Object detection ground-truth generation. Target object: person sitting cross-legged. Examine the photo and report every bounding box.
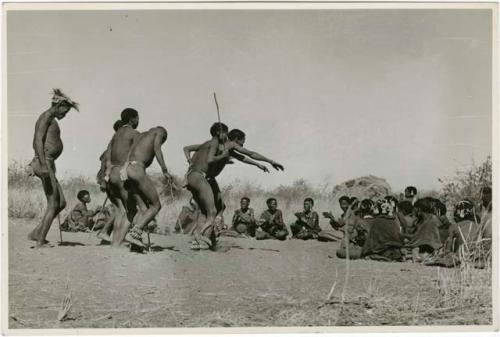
[230,197,257,237]
[255,198,288,241]
[290,198,321,240]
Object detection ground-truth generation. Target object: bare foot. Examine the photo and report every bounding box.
[31,242,54,249]
[97,232,111,242]
[28,232,49,244]
[125,233,145,248]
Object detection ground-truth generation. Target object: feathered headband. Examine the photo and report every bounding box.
[51,88,79,111]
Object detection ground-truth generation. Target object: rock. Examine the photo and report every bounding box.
[332,175,393,201]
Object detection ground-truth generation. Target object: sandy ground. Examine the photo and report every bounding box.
[7,218,492,329]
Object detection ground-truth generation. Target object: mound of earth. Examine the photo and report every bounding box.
[332,175,392,201]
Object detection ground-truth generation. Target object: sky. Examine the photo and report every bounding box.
[6,8,493,192]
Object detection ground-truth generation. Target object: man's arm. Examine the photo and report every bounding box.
[104,135,115,181]
[313,212,320,231]
[231,151,269,173]
[183,144,201,164]
[154,133,169,175]
[33,112,52,174]
[230,144,284,171]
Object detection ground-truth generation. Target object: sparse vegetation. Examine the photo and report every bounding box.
[7,158,492,328]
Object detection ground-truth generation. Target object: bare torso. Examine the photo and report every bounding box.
[110,126,140,165]
[190,139,219,174]
[33,113,63,160]
[128,131,157,168]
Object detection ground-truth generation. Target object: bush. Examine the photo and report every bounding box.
[439,156,492,208]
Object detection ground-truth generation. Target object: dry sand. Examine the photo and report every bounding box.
[7,218,492,329]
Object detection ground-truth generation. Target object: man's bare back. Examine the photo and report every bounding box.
[128,127,169,170]
[108,126,140,166]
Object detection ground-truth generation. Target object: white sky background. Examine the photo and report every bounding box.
[6,9,492,192]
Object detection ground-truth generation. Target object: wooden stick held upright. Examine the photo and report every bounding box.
[213,92,224,150]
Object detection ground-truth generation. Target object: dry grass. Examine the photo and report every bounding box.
[8,161,341,232]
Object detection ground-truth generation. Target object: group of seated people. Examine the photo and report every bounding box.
[332,186,493,265]
[63,185,492,267]
[175,185,492,266]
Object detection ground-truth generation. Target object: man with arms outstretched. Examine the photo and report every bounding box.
[27,89,79,248]
[122,126,173,248]
[183,124,284,250]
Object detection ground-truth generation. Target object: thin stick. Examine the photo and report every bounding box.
[89,197,109,240]
[213,92,221,125]
[147,230,151,252]
[58,214,63,243]
[213,92,224,150]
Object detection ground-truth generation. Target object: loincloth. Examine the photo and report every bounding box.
[182,166,207,188]
[27,155,56,178]
[119,161,145,182]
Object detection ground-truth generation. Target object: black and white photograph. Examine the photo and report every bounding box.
[1,2,498,333]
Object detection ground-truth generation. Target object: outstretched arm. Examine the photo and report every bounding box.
[231,151,269,173]
[231,144,284,171]
[33,112,52,174]
[183,144,201,165]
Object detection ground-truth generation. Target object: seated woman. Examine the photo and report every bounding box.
[256,198,288,240]
[446,199,478,252]
[290,198,321,240]
[396,200,417,238]
[407,197,442,263]
[336,199,373,260]
[361,199,404,262]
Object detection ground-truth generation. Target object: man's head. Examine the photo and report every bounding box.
[240,197,250,210]
[210,122,229,141]
[480,186,492,208]
[228,129,246,146]
[51,88,79,119]
[77,190,91,203]
[113,120,125,131]
[153,126,168,143]
[304,198,314,212]
[404,186,417,199]
[339,196,350,213]
[266,197,278,211]
[121,108,139,129]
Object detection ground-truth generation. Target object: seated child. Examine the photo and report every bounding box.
[61,190,101,232]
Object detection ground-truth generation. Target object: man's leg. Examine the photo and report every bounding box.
[208,178,226,231]
[35,163,63,247]
[109,168,135,246]
[125,168,162,246]
[187,172,217,249]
